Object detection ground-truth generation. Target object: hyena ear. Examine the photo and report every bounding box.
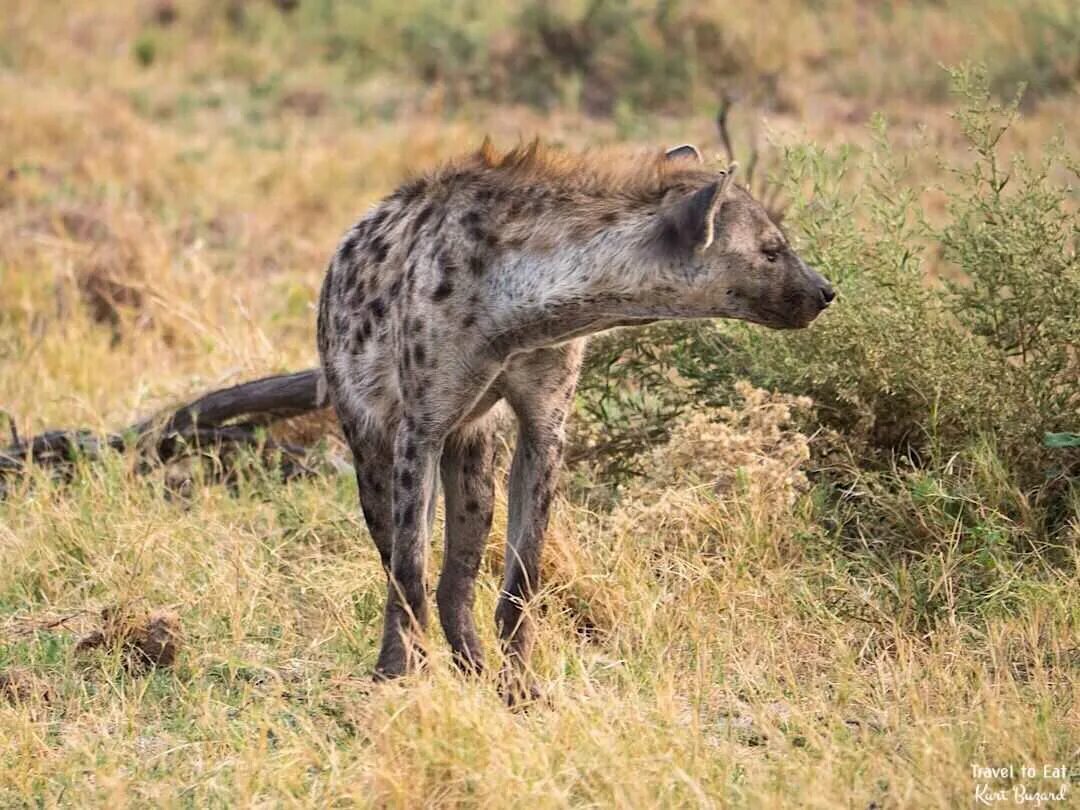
[664,144,702,163]
[663,162,739,253]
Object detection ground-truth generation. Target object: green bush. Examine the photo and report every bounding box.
[938,68,1079,440]
[573,66,1079,562]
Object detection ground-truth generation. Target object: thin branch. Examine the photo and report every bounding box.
[715,93,737,166]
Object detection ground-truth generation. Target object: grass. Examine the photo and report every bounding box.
[2,448,1075,806]
[1,1,1078,807]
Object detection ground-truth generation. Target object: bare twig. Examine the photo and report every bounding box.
[715,93,788,223]
[715,93,737,167]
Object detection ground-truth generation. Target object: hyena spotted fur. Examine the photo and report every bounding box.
[317,138,834,699]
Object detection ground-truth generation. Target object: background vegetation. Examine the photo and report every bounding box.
[1,1,1077,807]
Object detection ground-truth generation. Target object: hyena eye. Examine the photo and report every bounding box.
[763,246,781,263]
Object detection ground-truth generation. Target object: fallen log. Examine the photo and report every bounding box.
[0,369,333,493]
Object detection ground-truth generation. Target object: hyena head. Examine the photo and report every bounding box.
[657,149,834,329]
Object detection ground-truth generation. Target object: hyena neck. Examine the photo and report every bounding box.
[484,210,703,354]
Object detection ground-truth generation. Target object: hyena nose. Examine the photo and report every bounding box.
[803,262,835,311]
[818,282,836,308]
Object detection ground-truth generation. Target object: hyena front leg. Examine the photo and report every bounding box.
[437,418,497,673]
[497,344,583,703]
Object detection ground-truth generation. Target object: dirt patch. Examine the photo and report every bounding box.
[0,668,54,705]
[75,606,182,674]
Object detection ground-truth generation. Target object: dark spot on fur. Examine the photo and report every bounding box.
[388,278,402,299]
[341,229,362,259]
[462,314,476,328]
[465,499,480,513]
[433,279,453,301]
[370,209,389,230]
[399,469,414,489]
[370,237,389,264]
[413,344,426,365]
[468,254,484,275]
[369,297,386,319]
[414,202,435,232]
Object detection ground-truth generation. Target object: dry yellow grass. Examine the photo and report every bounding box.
[1,2,1077,807]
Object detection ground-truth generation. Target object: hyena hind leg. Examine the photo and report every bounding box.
[437,419,498,673]
[343,420,422,679]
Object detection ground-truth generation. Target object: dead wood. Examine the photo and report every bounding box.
[0,369,332,493]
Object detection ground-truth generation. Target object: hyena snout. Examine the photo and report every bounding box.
[812,271,836,310]
[793,262,835,324]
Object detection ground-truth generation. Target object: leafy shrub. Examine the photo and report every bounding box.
[938,67,1079,439]
[573,66,1079,558]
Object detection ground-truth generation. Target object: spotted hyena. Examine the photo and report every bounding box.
[316,139,834,700]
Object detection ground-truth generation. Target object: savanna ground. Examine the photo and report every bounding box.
[1,1,1078,807]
